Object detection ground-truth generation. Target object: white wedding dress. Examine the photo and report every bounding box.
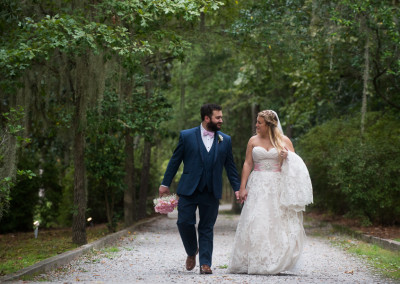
[229,146,313,275]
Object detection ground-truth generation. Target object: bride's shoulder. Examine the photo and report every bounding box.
[246,135,258,149]
[282,135,295,151]
[248,135,258,143]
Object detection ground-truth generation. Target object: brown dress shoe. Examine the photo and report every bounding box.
[200,264,213,274]
[185,249,199,271]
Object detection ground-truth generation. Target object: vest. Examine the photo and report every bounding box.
[197,138,216,192]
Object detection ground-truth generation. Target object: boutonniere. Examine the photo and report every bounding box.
[218,134,223,143]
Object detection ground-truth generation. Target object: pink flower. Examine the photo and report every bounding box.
[153,194,179,214]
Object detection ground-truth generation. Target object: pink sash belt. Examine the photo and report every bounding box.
[253,162,281,172]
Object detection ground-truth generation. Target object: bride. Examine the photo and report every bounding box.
[228,110,313,275]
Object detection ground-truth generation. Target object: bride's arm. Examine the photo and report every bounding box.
[239,138,254,203]
[279,136,294,168]
[283,136,295,152]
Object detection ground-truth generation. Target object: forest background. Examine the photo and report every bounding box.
[0,0,399,246]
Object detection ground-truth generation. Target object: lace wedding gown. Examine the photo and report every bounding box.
[229,146,313,275]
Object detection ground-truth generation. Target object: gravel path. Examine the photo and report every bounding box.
[13,207,396,284]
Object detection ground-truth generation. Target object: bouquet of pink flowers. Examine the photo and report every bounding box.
[153,194,179,214]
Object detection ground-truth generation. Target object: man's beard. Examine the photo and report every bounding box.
[207,121,221,132]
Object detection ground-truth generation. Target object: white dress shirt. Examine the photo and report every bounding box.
[200,124,214,152]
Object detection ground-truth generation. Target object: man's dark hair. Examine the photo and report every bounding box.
[201,103,222,121]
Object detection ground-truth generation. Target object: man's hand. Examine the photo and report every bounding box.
[235,191,240,201]
[159,185,170,197]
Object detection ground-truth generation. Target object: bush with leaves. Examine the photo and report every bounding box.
[297,111,400,225]
[0,107,35,222]
[85,91,126,233]
[0,153,39,233]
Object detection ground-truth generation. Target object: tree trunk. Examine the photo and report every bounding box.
[72,111,87,245]
[72,57,88,245]
[251,103,259,134]
[361,19,370,137]
[138,139,151,219]
[124,130,136,226]
[104,185,116,232]
[122,70,137,226]
[200,12,205,32]
[180,61,186,129]
[137,62,153,219]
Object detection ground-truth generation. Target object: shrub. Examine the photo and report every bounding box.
[297,111,400,225]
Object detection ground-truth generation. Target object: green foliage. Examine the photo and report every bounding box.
[33,160,64,229]
[298,111,400,224]
[328,0,400,111]
[0,0,218,234]
[96,0,223,26]
[0,107,30,155]
[57,166,74,227]
[0,169,36,227]
[0,107,35,221]
[0,14,148,82]
[1,0,399,233]
[0,0,223,89]
[0,170,39,233]
[85,78,172,229]
[86,91,127,232]
[121,89,172,141]
[221,0,400,137]
[0,177,13,220]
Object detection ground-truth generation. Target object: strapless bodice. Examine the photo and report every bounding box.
[252,146,280,172]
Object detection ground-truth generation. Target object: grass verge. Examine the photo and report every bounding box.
[329,236,400,280]
[306,216,400,281]
[0,223,121,276]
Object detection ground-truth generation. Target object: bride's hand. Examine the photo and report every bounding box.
[280,147,289,160]
[239,188,248,204]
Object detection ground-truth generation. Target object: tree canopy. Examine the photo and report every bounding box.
[1,0,399,239]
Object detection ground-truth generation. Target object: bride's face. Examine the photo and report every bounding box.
[256,116,268,134]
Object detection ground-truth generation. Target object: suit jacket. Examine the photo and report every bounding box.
[162,126,240,199]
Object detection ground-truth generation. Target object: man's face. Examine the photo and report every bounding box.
[206,110,223,132]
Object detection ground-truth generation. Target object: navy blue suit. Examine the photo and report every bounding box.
[162,126,240,267]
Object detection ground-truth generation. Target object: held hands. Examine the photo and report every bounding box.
[234,190,245,204]
[159,185,170,197]
[239,188,248,204]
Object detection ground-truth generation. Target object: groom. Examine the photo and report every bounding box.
[159,103,240,274]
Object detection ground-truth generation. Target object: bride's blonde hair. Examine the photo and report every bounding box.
[258,110,284,153]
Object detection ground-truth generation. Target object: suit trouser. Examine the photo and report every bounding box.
[177,189,219,267]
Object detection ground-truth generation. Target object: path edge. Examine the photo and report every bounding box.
[330,223,400,252]
[0,215,163,283]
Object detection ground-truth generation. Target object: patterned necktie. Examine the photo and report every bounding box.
[203,130,215,138]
